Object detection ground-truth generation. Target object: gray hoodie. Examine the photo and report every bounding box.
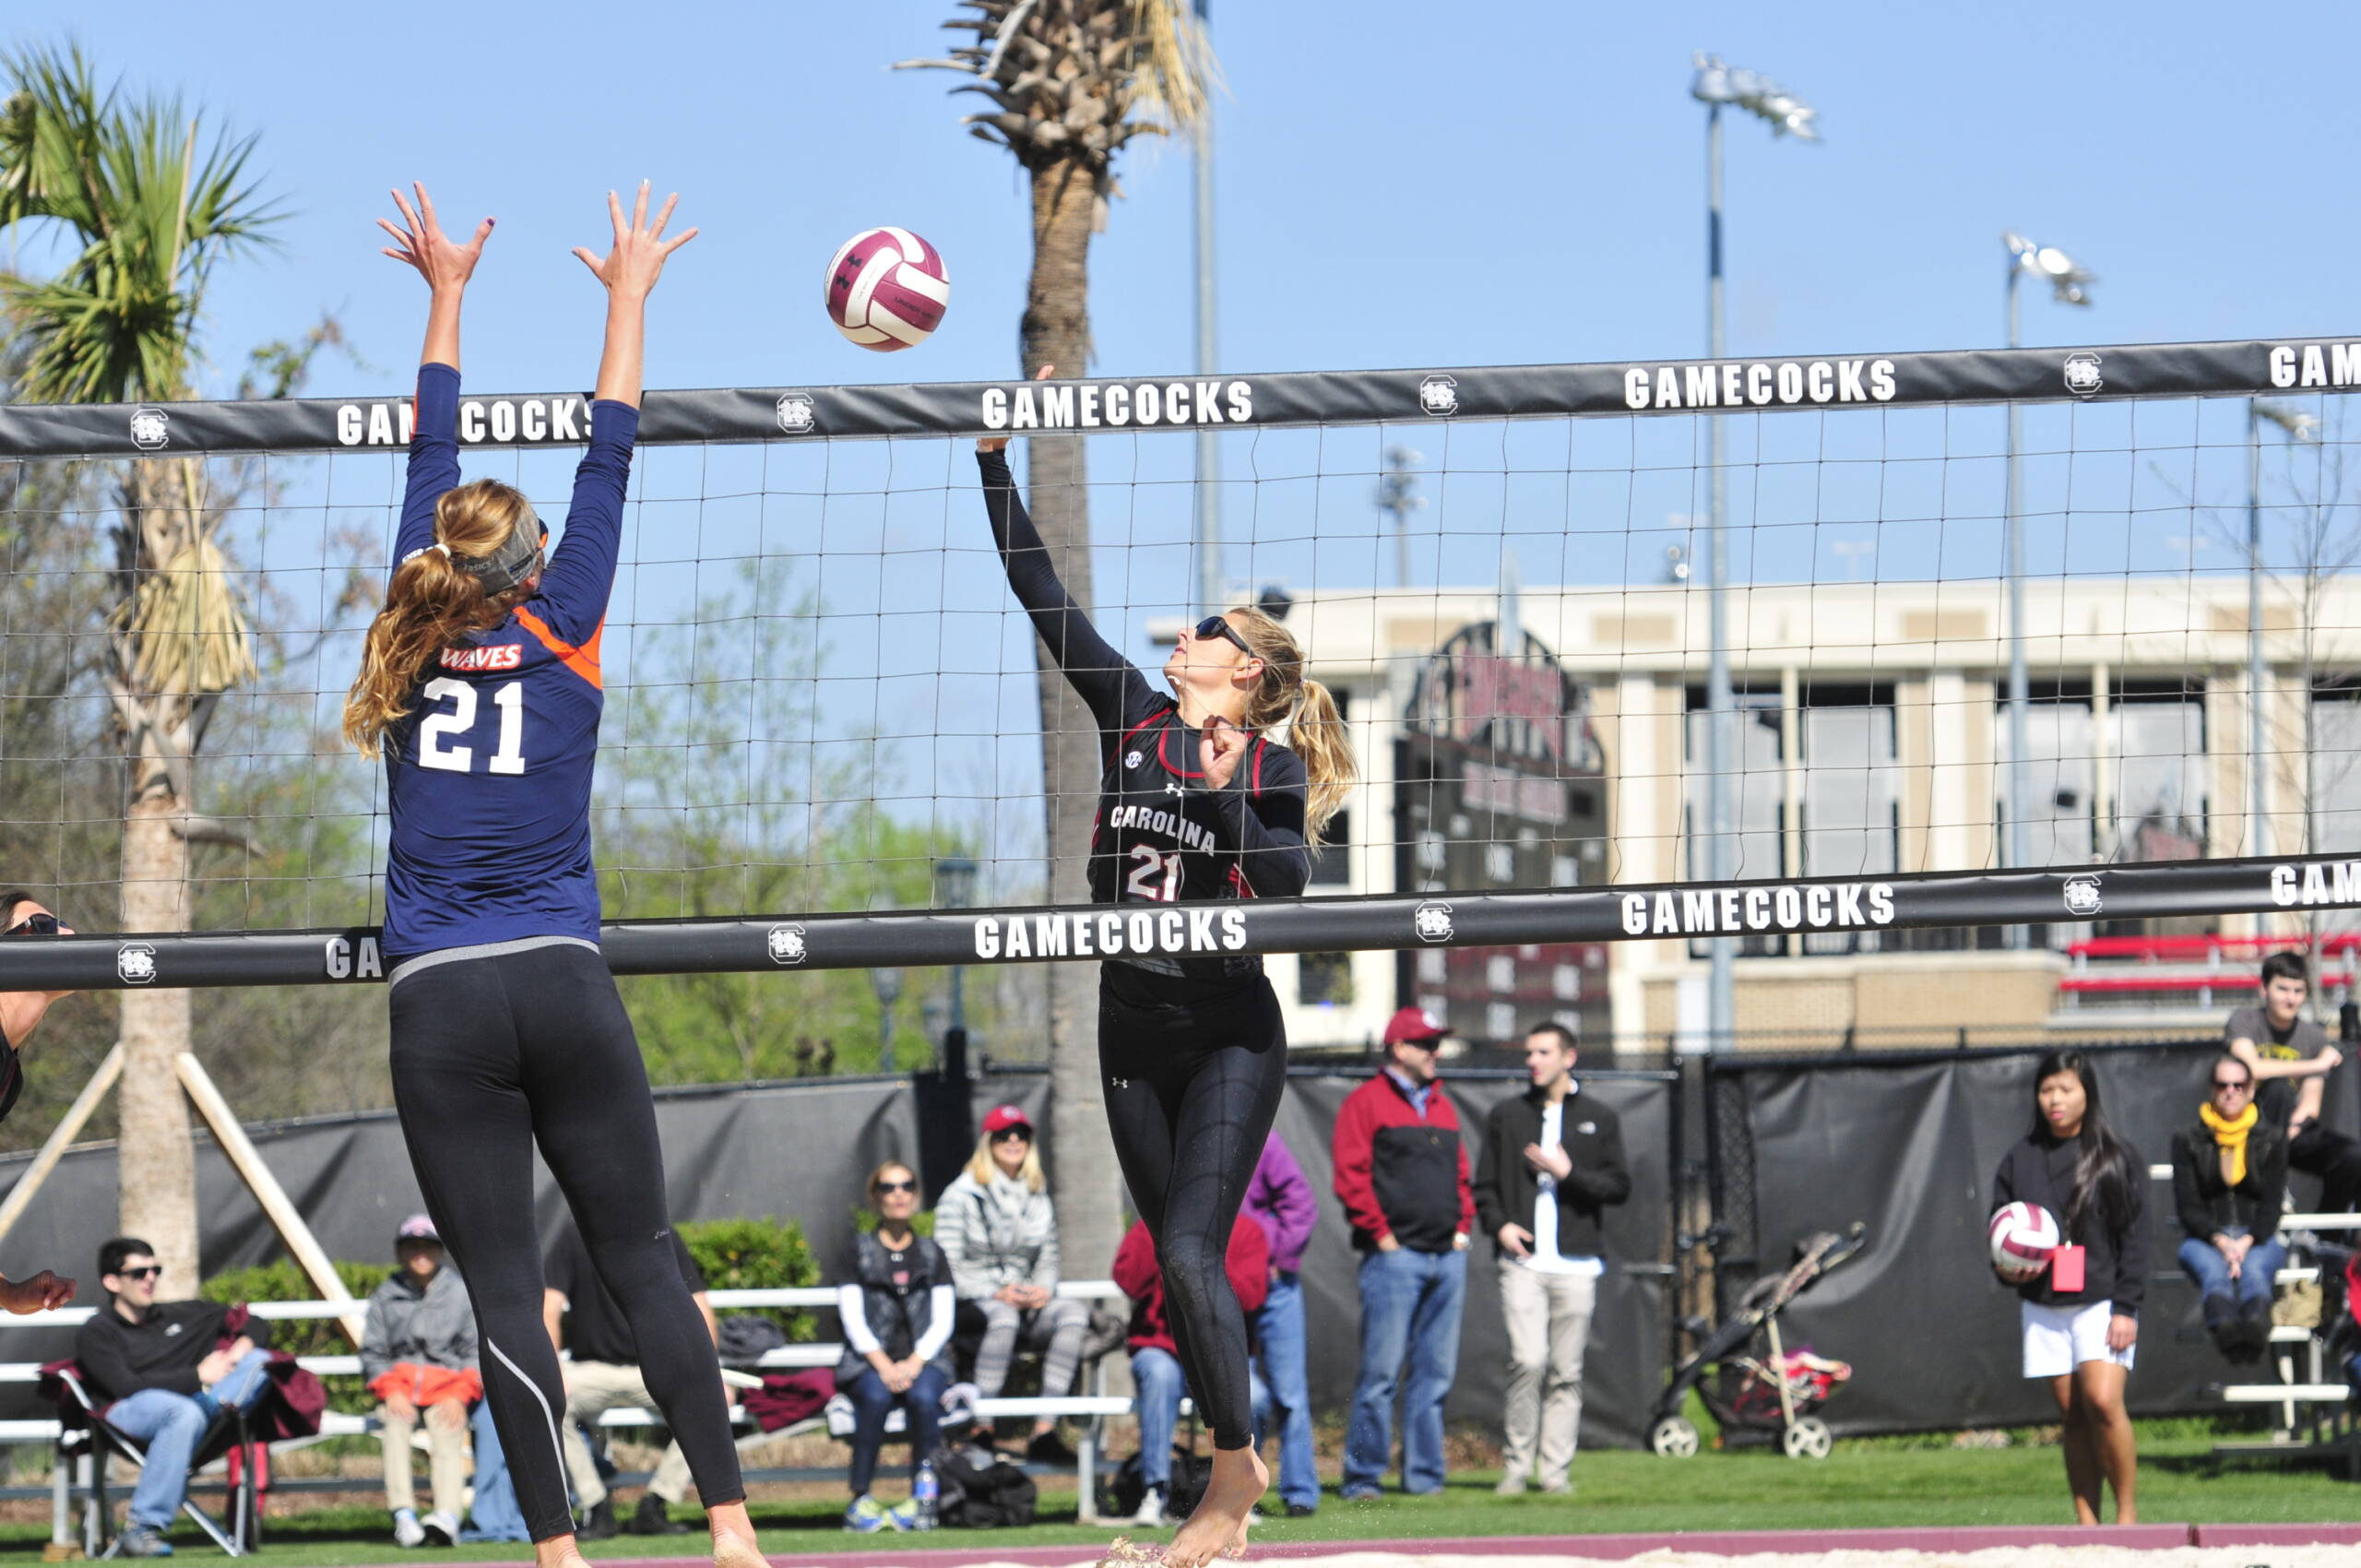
[361,1265,478,1385]
[936,1169,1062,1300]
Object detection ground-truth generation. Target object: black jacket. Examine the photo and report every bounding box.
[75,1299,271,1406]
[1474,1083,1630,1260]
[2171,1115,2289,1244]
[1991,1133,2151,1318]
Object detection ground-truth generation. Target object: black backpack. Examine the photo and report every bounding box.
[1099,1445,1214,1519]
[934,1439,1038,1528]
[716,1313,787,1368]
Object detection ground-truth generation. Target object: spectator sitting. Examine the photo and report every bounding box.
[1241,1131,1319,1517]
[2225,951,2361,1214]
[1112,1213,1267,1528]
[73,1237,276,1559]
[2173,1053,2289,1363]
[937,1106,1088,1464]
[0,890,82,1317]
[1333,1007,1475,1501]
[542,1218,710,1538]
[362,1215,481,1548]
[1474,1019,1630,1496]
[837,1160,957,1534]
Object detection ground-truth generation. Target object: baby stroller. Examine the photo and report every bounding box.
[1650,1221,1867,1461]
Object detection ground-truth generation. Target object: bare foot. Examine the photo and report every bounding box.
[531,1537,592,1568]
[1167,1446,1267,1568]
[707,1500,767,1567]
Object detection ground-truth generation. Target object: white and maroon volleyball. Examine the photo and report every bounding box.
[823,227,950,351]
[1987,1202,2059,1283]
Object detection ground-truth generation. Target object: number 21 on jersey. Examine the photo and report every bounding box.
[1124,843,1182,901]
[417,677,526,775]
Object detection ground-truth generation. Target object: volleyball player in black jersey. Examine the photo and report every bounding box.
[978,373,1355,1565]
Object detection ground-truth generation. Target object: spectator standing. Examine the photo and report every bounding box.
[1113,1215,1268,1527]
[73,1238,276,1558]
[936,1107,1088,1462]
[1474,1021,1630,1496]
[0,890,82,1316]
[2171,1054,2289,1362]
[836,1161,957,1534]
[542,1220,711,1538]
[362,1215,481,1548]
[1242,1131,1319,1516]
[2225,952,2361,1214]
[1332,1007,1475,1500]
[1992,1051,2147,1526]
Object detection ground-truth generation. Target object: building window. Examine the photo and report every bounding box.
[1799,686,1899,955]
[2303,687,2361,853]
[1685,687,1786,957]
[2110,682,2207,861]
[1308,809,1351,886]
[1299,951,1355,1006]
[1992,680,2096,866]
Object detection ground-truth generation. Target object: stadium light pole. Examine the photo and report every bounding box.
[1692,53,1817,1053]
[2246,399,2323,858]
[1192,0,1221,620]
[932,855,979,1074]
[1377,445,1426,589]
[2000,233,2094,942]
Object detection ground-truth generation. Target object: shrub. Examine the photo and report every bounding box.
[679,1216,823,1342]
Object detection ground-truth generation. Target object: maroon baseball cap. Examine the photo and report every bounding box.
[982,1105,1034,1136]
[1382,1006,1450,1048]
[396,1214,440,1244]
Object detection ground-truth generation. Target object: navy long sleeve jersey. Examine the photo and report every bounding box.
[379,363,636,961]
[979,450,1311,968]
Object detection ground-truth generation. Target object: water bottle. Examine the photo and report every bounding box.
[913,1460,939,1530]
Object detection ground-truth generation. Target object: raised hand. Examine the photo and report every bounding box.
[572,181,697,298]
[979,365,1056,453]
[378,183,493,291]
[1201,714,1250,790]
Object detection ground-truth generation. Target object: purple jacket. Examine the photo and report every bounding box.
[1244,1132,1318,1274]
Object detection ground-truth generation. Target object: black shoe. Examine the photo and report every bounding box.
[1026,1429,1080,1467]
[1286,1503,1318,1518]
[576,1499,619,1541]
[2238,1299,2276,1361]
[627,1494,693,1536]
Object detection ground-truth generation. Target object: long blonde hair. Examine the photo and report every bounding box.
[342,481,537,759]
[965,1130,1045,1193]
[1222,605,1357,848]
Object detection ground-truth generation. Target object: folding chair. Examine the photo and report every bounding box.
[48,1364,260,1559]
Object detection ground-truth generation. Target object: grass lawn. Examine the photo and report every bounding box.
[4,1430,2351,1566]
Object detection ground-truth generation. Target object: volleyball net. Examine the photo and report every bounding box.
[2,335,2357,1046]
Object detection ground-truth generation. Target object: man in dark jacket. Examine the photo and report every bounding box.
[74,1237,275,1558]
[1473,1020,1629,1495]
[1332,1006,1474,1500]
[2171,1053,2289,1362]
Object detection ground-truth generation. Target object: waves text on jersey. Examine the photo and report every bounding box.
[335,397,595,447]
[1619,880,1897,937]
[972,907,1248,961]
[1622,358,1898,412]
[979,379,1252,432]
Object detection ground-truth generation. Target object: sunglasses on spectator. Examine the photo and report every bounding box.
[872,1179,917,1194]
[117,1265,163,1281]
[991,1127,1032,1143]
[1192,615,1252,657]
[3,913,59,937]
[2213,1077,2252,1092]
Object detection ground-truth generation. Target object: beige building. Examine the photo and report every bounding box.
[1170,575,2361,1053]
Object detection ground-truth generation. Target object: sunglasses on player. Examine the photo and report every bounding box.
[1191,615,1253,658]
[3,912,59,937]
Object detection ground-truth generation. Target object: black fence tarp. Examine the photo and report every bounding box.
[1713,1038,2361,1436]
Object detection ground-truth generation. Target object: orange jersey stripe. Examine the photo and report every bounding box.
[514,608,604,690]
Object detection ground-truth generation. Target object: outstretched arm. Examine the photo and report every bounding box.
[379,183,491,559]
[976,448,1152,732]
[569,181,697,410]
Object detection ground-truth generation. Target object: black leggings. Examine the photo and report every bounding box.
[1098,962,1287,1452]
[387,942,743,1540]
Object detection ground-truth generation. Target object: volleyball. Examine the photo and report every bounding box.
[1987,1202,2059,1284]
[823,227,950,351]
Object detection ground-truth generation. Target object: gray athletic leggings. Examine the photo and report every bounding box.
[972,1295,1090,1398]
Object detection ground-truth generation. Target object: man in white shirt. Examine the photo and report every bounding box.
[1473,1021,1630,1496]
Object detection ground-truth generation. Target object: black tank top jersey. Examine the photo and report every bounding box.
[1092,704,1283,908]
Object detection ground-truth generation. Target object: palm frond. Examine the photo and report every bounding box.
[113,534,256,697]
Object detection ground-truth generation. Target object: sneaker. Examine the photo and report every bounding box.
[1339,1485,1382,1502]
[628,1494,693,1536]
[115,1526,174,1559]
[392,1509,426,1549]
[1285,1503,1318,1518]
[844,1494,891,1533]
[1494,1474,1528,1497]
[1027,1427,1081,1467]
[1132,1484,1168,1526]
[575,1498,619,1541]
[421,1510,459,1546]
[1537,1479,1574,1496]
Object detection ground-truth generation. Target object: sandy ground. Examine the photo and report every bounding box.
[884,1550,2361,1568]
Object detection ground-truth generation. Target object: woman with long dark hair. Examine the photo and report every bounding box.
[1992,1050,2148,1525]
[976,370,1357,1567]
[345,184,760,1568]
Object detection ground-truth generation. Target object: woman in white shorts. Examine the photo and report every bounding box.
[1991,1050,2148,1526]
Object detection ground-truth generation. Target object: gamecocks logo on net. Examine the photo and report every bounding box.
[2062,352,2104,398]
[129,408,171,451]
[116,943,158,985]
[766,923,808,965]
[1418,375,1459,416]
[776,394,816,434]
[1413,902,1454,943]
[2063,874,2104,917]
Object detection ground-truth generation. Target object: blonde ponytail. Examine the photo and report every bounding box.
[342,481,537,758]
[1223,605,1360,849]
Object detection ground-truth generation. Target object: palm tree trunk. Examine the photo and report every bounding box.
[1024,159,1122,1279]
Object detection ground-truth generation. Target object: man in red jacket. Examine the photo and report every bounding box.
[1332,1006,1475,1499]
[1113,1216,1268,1528]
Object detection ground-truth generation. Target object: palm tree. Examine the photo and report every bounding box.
[900,1,1213,1274]
[2,43,280,1288]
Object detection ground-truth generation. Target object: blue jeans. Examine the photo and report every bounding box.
[106,1350,272,1530]
[1253,1274,1317,1510]
[844,1363,948,1497]
[1344,1247,1465,1496]
[460,1400,529,1542]
[1134,1347,1264,1493]
[2178,1232,2287,1315]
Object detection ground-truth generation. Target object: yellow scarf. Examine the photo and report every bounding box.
[2201,1099,2260,1187]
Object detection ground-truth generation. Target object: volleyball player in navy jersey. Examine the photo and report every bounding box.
[976,372,1357,1565]
[343,184,760,1568]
